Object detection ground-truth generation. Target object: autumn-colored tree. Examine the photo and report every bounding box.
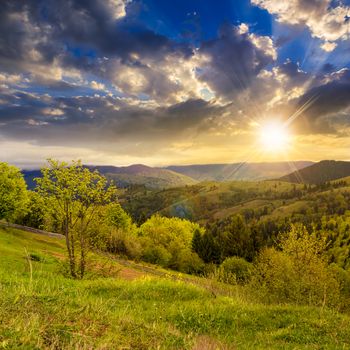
[36,159,117,278]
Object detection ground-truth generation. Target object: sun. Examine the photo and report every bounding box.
[259,122,289,152]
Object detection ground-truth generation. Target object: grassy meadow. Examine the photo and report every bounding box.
[1,226,350,349]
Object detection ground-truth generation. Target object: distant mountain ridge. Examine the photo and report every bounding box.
[167,161,314,182]
[22,164,197,190]
[22,161,316,189]
[86,164,197,189]
[279,160,350,184]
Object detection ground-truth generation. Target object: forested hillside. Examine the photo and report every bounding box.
[167,161,313,181]
[120,179,350,268]
[280,160,350,184]
[23,164,197,190]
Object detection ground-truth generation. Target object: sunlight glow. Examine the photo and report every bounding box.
[259,122,290,152]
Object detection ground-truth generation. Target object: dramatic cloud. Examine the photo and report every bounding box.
[0,0,350,165]
[294,68,350,132]
[197,24,276,100]
[252,0,350,51]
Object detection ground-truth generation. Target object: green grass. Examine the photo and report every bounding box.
[1,227,350,349]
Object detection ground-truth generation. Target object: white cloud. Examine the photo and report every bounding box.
[321,41,338,52]
[90,80,106,91]
[252,0,350,51]
[249,33,277,60]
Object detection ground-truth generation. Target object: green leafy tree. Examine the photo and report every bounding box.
[139,215,204,272]
[106,203,134,231]
[219,215,252,260]
[250,224,340,307]
[0,162,28,223]
[17,191,46,229]
[36,159,117,278]
[100,203,140,257]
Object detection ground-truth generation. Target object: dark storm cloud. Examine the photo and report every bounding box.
[43,1,189,59]
[0,83,226,152]
[198,24,276,99]
[299,69,350,119]
[292,68,350,134]
[277,60,312,92]
[0,0,192,86]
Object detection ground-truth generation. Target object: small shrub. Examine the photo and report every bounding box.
[210,266,237,285]
[141,242,172,266]
[106,228,142,260]
[175,250,205,275]
[218,256,252,284]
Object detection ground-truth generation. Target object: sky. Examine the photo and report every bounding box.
[1,0,350,168]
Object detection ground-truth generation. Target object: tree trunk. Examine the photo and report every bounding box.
[80,233,85,279]
[64,205,76,278]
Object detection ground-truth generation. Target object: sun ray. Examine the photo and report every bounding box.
[259,121,290,152]
[285,94,319,127]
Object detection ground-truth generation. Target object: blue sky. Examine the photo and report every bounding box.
[0,0,350,167]
[136,0,273,40]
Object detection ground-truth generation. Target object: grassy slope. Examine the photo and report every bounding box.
[1,227,350,349]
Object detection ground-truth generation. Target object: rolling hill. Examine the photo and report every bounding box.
[167,161,313,181]
[22,164,197,190]
[120,174,350,226]
[22,161,314,190]
[87,164,197,189]
[120,180,306,224]
[279,160,350,184]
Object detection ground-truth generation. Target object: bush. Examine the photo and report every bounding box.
[217,257,252,285]
[249,224,340,308]
[88,203,140,258]
[107,228,142,260]
[141,239,172,266]
[175,250,205,275]
[105,203,134,232]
